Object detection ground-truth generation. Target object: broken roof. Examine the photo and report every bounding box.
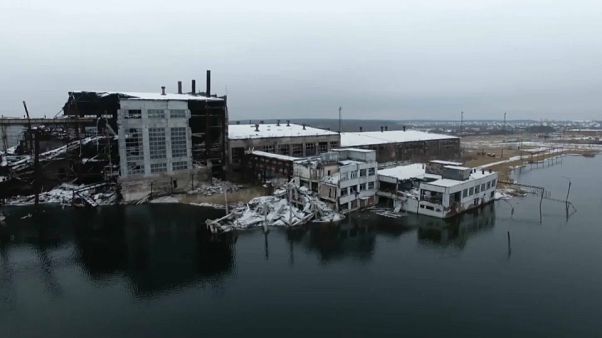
[340,130,458,147]
[70,91,223,102]
[229,123,338,140]
[250,150,299,162]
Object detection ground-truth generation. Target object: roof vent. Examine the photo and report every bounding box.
[277,119,280,126]
[161,86,166,95]
[236,121,240,125]
[380,126,384,132]
[402,125,406,132]
[359,126,363,132]
[302,124,306,130]
[385,126,388,131]
[286,120,290,126]
[255,124,259,132]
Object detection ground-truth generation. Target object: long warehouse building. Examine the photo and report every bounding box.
[340,129,460,163]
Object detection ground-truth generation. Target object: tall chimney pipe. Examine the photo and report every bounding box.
[161,86,166,95]
[191,80,196,94]
[206,70,211,97]
[177,81,182,94]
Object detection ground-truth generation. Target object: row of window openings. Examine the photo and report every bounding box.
[462,179,497,198]
[260,142,339,156]
[338,182,375,197]
[340,168,376,181]
[125,109,187,119]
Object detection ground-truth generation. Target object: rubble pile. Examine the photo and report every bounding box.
[188,177,243,196]
[4,183,118,207]
[206,183,343,233]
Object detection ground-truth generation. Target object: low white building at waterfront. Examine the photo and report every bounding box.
[378,160,498,218]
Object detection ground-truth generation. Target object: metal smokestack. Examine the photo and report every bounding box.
[177,81,182,94]
[191,80,196,94]
[161,86,166,95]
[206,70,211,97]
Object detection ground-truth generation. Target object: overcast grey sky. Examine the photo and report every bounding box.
[1,0,601,120]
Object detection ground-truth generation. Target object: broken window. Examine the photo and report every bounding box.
[151,162,167,173]
[126,162,144,175]
[318,142,328,153]
[278,144,290,155]
[170,109,186,118]
[305,143,316,156]
[350,171,358,179]
[126,109,141,119]
[368,167,375,176]
[330,141,339,149]
[368,181,375,190]
[360,169,366,177]
[360,183,366,191]
[125,128,144,175]
[148,109,165,119]
[172,161,188,171]
[171,127,188,158]
[292,144,303,157]
[263,145,275,153]
[149,128,166,159]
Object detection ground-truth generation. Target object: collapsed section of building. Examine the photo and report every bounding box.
[293,148,379,213]
[58,73,228,202]
[0,71,229,205]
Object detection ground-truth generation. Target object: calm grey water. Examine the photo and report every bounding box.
[1,155,602,337]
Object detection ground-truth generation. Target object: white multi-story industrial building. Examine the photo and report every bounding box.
[293,148,378,213]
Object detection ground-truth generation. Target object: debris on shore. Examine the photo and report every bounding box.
[187,177,243,196]
[205,184,343,233]
[4,183,118,207]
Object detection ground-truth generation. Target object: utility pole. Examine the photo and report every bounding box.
[22,101,33,154]
[338,106,342,134]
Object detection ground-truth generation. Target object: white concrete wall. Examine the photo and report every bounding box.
[117,99,192,178]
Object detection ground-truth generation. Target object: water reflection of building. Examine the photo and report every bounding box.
[417,203,496,249]
[0,205,235,299]
[77,206,235,296]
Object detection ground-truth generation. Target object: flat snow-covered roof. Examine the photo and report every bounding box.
[229,124,338,140]
[424,170,497,188]
[378,163,428,181]
[340,130,458,147]
[430,160,463,166]
[71,91,223,102]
